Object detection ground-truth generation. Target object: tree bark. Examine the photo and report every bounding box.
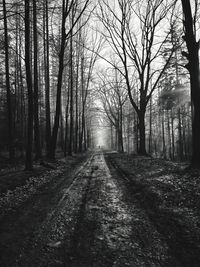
[138,111,146,155]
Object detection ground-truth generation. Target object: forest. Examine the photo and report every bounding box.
[0,0,200,169]
[0,0,200,266]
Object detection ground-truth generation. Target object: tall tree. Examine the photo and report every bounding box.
[181,0,200,168]
[33,0,42,160]
[3,0,14,160]
[24,0,34,170]
[68,11,75,156]
[49,0,90,159]
[49,0,70,159]
[43,0,51,156]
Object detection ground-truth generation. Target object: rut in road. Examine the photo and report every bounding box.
[17,152,178,266]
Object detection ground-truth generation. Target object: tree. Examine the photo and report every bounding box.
[180,0,200,168]
[98,0,176,155]
[3,0,15,160]
[24,0,34,170]
[68,9,75,156]
[43,0,51,156]
[158,21,190,160]
[0,0,98,164]
[33,0,42,160]
[49,0,91,159]
[98,68,127,152]
[78,31,101,152]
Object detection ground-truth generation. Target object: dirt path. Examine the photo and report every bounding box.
[0,152,197,266]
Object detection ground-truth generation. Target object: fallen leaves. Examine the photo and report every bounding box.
[0,169,62,217]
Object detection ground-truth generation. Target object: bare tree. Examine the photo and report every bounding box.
[2,0,15,161]
[33,0,42,160]
[98,68,128,152]
[68,6,75,156]
[98,0,176,155]
[24,0,34,170]
[49,0,91,159]
[43,0,51,156]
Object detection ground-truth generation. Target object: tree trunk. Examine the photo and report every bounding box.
[117,108,124,153]
[3,0,15,161]
[49,2,66,159]
[60,113,64,151]
[33,0,42,160]
[167,110,172,159]
[79,56,85,153]
[138,111,146,155]
[191,73,200,167]
[74,46,80,153]
[117,127,124,152]
[182,111,187,160]
[25,0,34,170]
[79,111,85,152]
[64,77,70,156]
[83,118,87,151]
[74,73,79,153]
[110,124,114,149]
[162,109,166,159]
[120,106,124,152]
[19,33,25,157]
[178,108,183,161]
[148,97,152,154]
[181,0,200,168]
[68,27,74,156]
[43,0,51,156]
[134,111,138,153]
[64,108,69,157]
[78,111,82,152]
[171,111,175,160]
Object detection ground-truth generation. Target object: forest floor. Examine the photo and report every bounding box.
[0,151,200,267]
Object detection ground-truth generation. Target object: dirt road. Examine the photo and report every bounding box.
[0,152,199,266]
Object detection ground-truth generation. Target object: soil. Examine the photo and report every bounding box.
[0,152,200,267]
